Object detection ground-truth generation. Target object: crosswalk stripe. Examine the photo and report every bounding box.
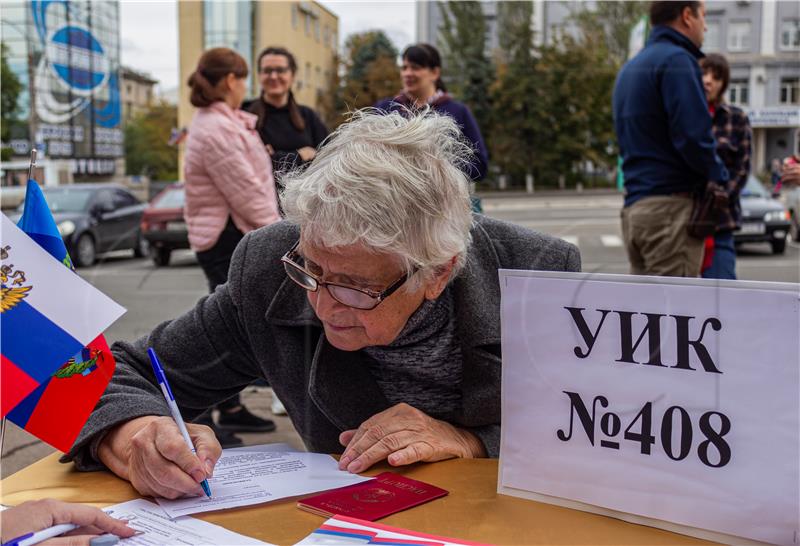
[600,235,623,247]
[560,235,579,246]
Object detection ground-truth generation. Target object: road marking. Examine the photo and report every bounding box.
[559,235,579,246]
[601,235,623,247]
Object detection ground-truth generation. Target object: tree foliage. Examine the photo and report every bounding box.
[1,42,24,161]
[438,1,493,137]
[489,1,538,179]
[340,31,401,111]
[124,102,178,181]
[569,1,649,67]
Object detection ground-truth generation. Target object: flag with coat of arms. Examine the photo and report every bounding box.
[1,181,125,451]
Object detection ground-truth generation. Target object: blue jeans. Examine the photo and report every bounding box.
[702,231,736,280]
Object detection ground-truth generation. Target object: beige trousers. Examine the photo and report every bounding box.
[621,195,704,277]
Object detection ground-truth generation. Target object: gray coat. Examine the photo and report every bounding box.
[65,216,580,470]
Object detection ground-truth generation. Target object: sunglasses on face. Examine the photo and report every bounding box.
[281,242,414,311]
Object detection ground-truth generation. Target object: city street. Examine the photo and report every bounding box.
[2,190,798,477]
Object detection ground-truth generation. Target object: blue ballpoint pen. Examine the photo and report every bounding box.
[147,347,212,497]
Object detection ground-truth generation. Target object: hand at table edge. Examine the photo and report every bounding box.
[337,403,487,474]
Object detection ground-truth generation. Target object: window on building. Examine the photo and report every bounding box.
[727,21,751,52]
[304,13,310,36]
[780,78,800,105]
[203,1,254,95]
[728,79,749,105]
[314,18,320,41]
[780,19,800,50]
[305,62,311,86]
[292,4,298,29]
[705,20,721,52]
[323,25,329,48]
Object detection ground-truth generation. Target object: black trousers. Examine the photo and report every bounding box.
[195,218,244,411]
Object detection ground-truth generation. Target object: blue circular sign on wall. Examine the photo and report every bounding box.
[47,25,109,93]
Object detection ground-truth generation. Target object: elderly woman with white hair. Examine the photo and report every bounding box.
[65,111,580,499]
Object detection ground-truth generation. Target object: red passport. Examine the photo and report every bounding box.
[297,472,449,521]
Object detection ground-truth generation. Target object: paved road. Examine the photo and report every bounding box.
[3,191,798,477]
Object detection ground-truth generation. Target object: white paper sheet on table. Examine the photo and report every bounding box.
[156,450,372,518]
[109,498,272,545]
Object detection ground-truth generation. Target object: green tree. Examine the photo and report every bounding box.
[1,42,24,161]
[317,54,345,130]
[341,31,401,110]
[489,1,538,184]
[569,1,649,67]
[124,102,178,180]
[438,1,493,137]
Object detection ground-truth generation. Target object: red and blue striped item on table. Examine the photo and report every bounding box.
[1,181,125,450]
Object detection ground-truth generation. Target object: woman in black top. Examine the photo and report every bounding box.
[243,47,329,180]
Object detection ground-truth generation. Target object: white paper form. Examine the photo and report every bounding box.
[156,450,372,518]
[108,499,272,545]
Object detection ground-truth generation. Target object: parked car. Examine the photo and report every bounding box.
[735,176,791,254]
[140,183,189,266]
[11,184,148,267]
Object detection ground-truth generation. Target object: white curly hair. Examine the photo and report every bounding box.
[280,108,474,286]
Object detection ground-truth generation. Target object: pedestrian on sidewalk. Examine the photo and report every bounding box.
[613,1,728,277]
[243,47,329,187]
[184,47,281,445]
[375,43,488,211]
[699,53,752,280]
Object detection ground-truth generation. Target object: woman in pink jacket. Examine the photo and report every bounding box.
[184,47,280,443]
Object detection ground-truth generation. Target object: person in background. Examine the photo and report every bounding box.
[375,43,489,193]
[184,47,281,445]
[244,47,329,184]
[243,46,328,415]
[0,499,135,546]
[699,53,752,280]
[770,158,783,194]
[613,1,728,277]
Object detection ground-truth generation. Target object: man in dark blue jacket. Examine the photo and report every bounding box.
[613,1,728,277]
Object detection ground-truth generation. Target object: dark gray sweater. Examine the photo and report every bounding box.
[65,215,580,470]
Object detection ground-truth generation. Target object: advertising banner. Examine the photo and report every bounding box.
[498,271,799,545]
[27,0,122,170]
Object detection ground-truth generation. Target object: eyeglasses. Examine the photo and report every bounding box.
[260,67,290,76]
[281,242,413,311]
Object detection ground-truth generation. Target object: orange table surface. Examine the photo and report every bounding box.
[0,454,713,545]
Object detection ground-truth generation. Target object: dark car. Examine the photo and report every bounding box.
[735,176,791,254]
[12,184,148,267]
[140,183,189,266]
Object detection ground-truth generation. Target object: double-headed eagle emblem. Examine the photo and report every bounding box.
[1,245,32,313]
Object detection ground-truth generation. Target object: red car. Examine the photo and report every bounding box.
[140,183,189,266]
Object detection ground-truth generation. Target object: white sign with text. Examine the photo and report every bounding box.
[498,271,799,546]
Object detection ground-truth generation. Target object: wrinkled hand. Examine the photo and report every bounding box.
[98,416,221,499]
[782,163,800,187]
[0,499,136,545]
[297,146,317,162]
[337,403,486,474]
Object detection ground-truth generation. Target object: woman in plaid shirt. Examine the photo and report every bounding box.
[700,53,753,280]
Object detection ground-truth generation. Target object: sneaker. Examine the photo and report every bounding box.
[217,406,277,433]
[270,395,287,416]
[194,411,244,448]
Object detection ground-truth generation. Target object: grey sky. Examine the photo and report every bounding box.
[119,0,416,93]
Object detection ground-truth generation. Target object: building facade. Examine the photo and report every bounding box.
[119,66,158,122]
[177,1,339,177]
[705,0,800,173]
[1,0,125,184]
[419,1,799,175]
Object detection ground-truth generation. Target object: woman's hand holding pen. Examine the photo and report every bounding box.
[97,416,221,499]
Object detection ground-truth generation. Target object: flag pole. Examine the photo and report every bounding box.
[28,147,38,182]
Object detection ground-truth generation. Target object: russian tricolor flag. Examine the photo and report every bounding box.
[1,211,125,422]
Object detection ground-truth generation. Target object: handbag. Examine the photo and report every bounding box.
[687,182,729,239]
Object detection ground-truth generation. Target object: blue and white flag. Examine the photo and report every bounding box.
[1,213,125,416]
